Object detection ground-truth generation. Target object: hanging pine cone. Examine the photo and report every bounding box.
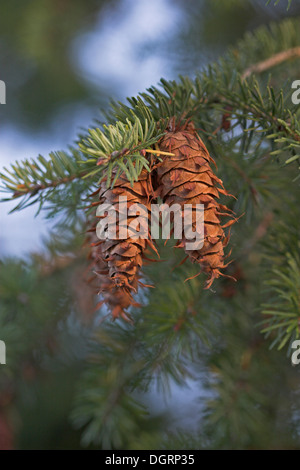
[88,168,157,321]
[156,119,237,289]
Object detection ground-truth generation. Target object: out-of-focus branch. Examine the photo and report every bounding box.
[242,46,300,80]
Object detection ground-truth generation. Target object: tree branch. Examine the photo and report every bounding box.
[12,171,87,199]
[242,46,300,80]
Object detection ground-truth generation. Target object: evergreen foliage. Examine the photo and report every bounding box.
[1,12,300,449]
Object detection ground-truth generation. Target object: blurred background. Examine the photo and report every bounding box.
[1,0,300,449]
[2,0,300,256]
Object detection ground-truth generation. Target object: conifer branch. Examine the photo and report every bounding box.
[261,250,300,350]
[11,171,87,199]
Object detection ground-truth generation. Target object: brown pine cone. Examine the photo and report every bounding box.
[88,168,157,321]
[156,120,237,289]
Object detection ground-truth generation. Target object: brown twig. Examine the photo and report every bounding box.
[12,171,87,198]
[242,46,300,80]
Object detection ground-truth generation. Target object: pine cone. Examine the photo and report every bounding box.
[88,168,156,321]
[156,120,236,289]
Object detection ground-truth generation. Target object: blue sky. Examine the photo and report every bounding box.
[0,0,181,257]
